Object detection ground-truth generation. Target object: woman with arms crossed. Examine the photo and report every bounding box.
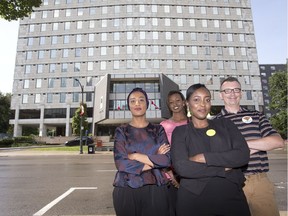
[160,90,188,216]
[171,84,251,216]
[113,88,171,216]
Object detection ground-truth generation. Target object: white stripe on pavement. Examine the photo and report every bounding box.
[33,187,97,216]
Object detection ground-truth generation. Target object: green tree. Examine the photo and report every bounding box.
[268,69,287,139]
[71,103,88,136]
[0,92,11,133]
[0,0,42,21]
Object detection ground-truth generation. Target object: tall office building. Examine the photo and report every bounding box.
[10,0,263,137]
[259,64,287,118]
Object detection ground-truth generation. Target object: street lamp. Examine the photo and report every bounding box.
[75,78,84,154]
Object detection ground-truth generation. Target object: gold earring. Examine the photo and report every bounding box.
[187,107,192,117]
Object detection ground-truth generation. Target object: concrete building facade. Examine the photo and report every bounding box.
[10,0,263,137]
[259,64,287,118]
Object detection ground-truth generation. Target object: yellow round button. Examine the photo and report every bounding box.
[206,129,216,136]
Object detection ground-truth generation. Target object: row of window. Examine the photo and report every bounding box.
[27,18,247,33]
[22,59,251,74]
[25,46,251,61]
[27,32,248,46]
[22,92,93,104]
[33,4,244,19]
[21,74,252,91]
[20,89,253,105]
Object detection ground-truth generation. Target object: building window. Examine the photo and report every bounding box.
[192,61,199,69]
[35,94,41,103]
[23,80,29,89]
[75,48,81,57]
[202,20,208,28]
[77,21,82,29]
[86,92,92,102]
[176,6,182,13]
[192,46,198,55]
[114,32,120,41]
[189,6,194,13]
[50,49,57,58]
[22,94,28,104]
[25,65,31,74]
[26,51,32,59]
[101,47,107,55]
[86,77,92,86]
[47,93,53,103]
[51,36,57,44]
[77,8,83,16]
[63,49,69,58]
[152,18,158,26]
[54,10,59,17]
[49,63,56,73]
[101,33,107,41]
[87,62,93,71]
[74,62,81,72]
[166,60,173,69]
[246,90,252,100]
[66,9,71,17]
[53,23,59,31]
[64,22,70,30]
[60,93,66,103]
[218,61,224,70]
[41,24,46,31]
[60,78,67,87]
[73,92,79,102]
[76,35,82,43]
[48,78,54,88]
[88,33,95,42]
[38,50,44,59]
[164,5,170,13]
[226,20,231,28]
[165,18,171,26]
[37,64,43,73]
[114,46,120,55]
[36,79,42,88]
[61,63,68,72]
[100,61,106,70]
[114,60,120,70]
[165,32,171,40]
[214,20,220,28]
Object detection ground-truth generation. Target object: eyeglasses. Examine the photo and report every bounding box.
[220,88,241,94]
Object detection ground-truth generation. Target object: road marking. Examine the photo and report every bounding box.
[33,187,97,216]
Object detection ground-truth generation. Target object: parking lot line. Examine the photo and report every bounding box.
[33,187,97,216]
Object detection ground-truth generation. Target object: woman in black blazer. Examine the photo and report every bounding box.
[171,83,251,216]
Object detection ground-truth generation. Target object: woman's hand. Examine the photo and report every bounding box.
[189,153,206,163]
[157,143,170,154]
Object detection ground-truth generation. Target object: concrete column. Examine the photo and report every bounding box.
[65,104,71,136]
[13,106,21,137]
[39,105,45,136]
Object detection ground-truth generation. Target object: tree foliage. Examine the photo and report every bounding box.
[0,92,11,133]
[0,0,42,21]
[268,69,287,139]
[72,103,89,136]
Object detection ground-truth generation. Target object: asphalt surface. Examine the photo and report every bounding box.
[0,146,286,216]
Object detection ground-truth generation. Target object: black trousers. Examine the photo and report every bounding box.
[176,178,251,216]
[113,184,170,216]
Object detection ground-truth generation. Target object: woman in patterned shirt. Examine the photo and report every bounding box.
[113,87,171,216]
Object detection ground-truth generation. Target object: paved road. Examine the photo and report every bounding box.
[0,148,286,216]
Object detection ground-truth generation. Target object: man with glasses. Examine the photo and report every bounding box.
[215,76,284,216]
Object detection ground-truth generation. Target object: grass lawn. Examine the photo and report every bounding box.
[31,146,88,151]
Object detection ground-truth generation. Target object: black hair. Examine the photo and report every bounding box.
[127,87,149,110]
[186,83,211,101]
[166,90,187,116]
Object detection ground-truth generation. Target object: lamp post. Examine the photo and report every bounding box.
[75,78,84,154]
